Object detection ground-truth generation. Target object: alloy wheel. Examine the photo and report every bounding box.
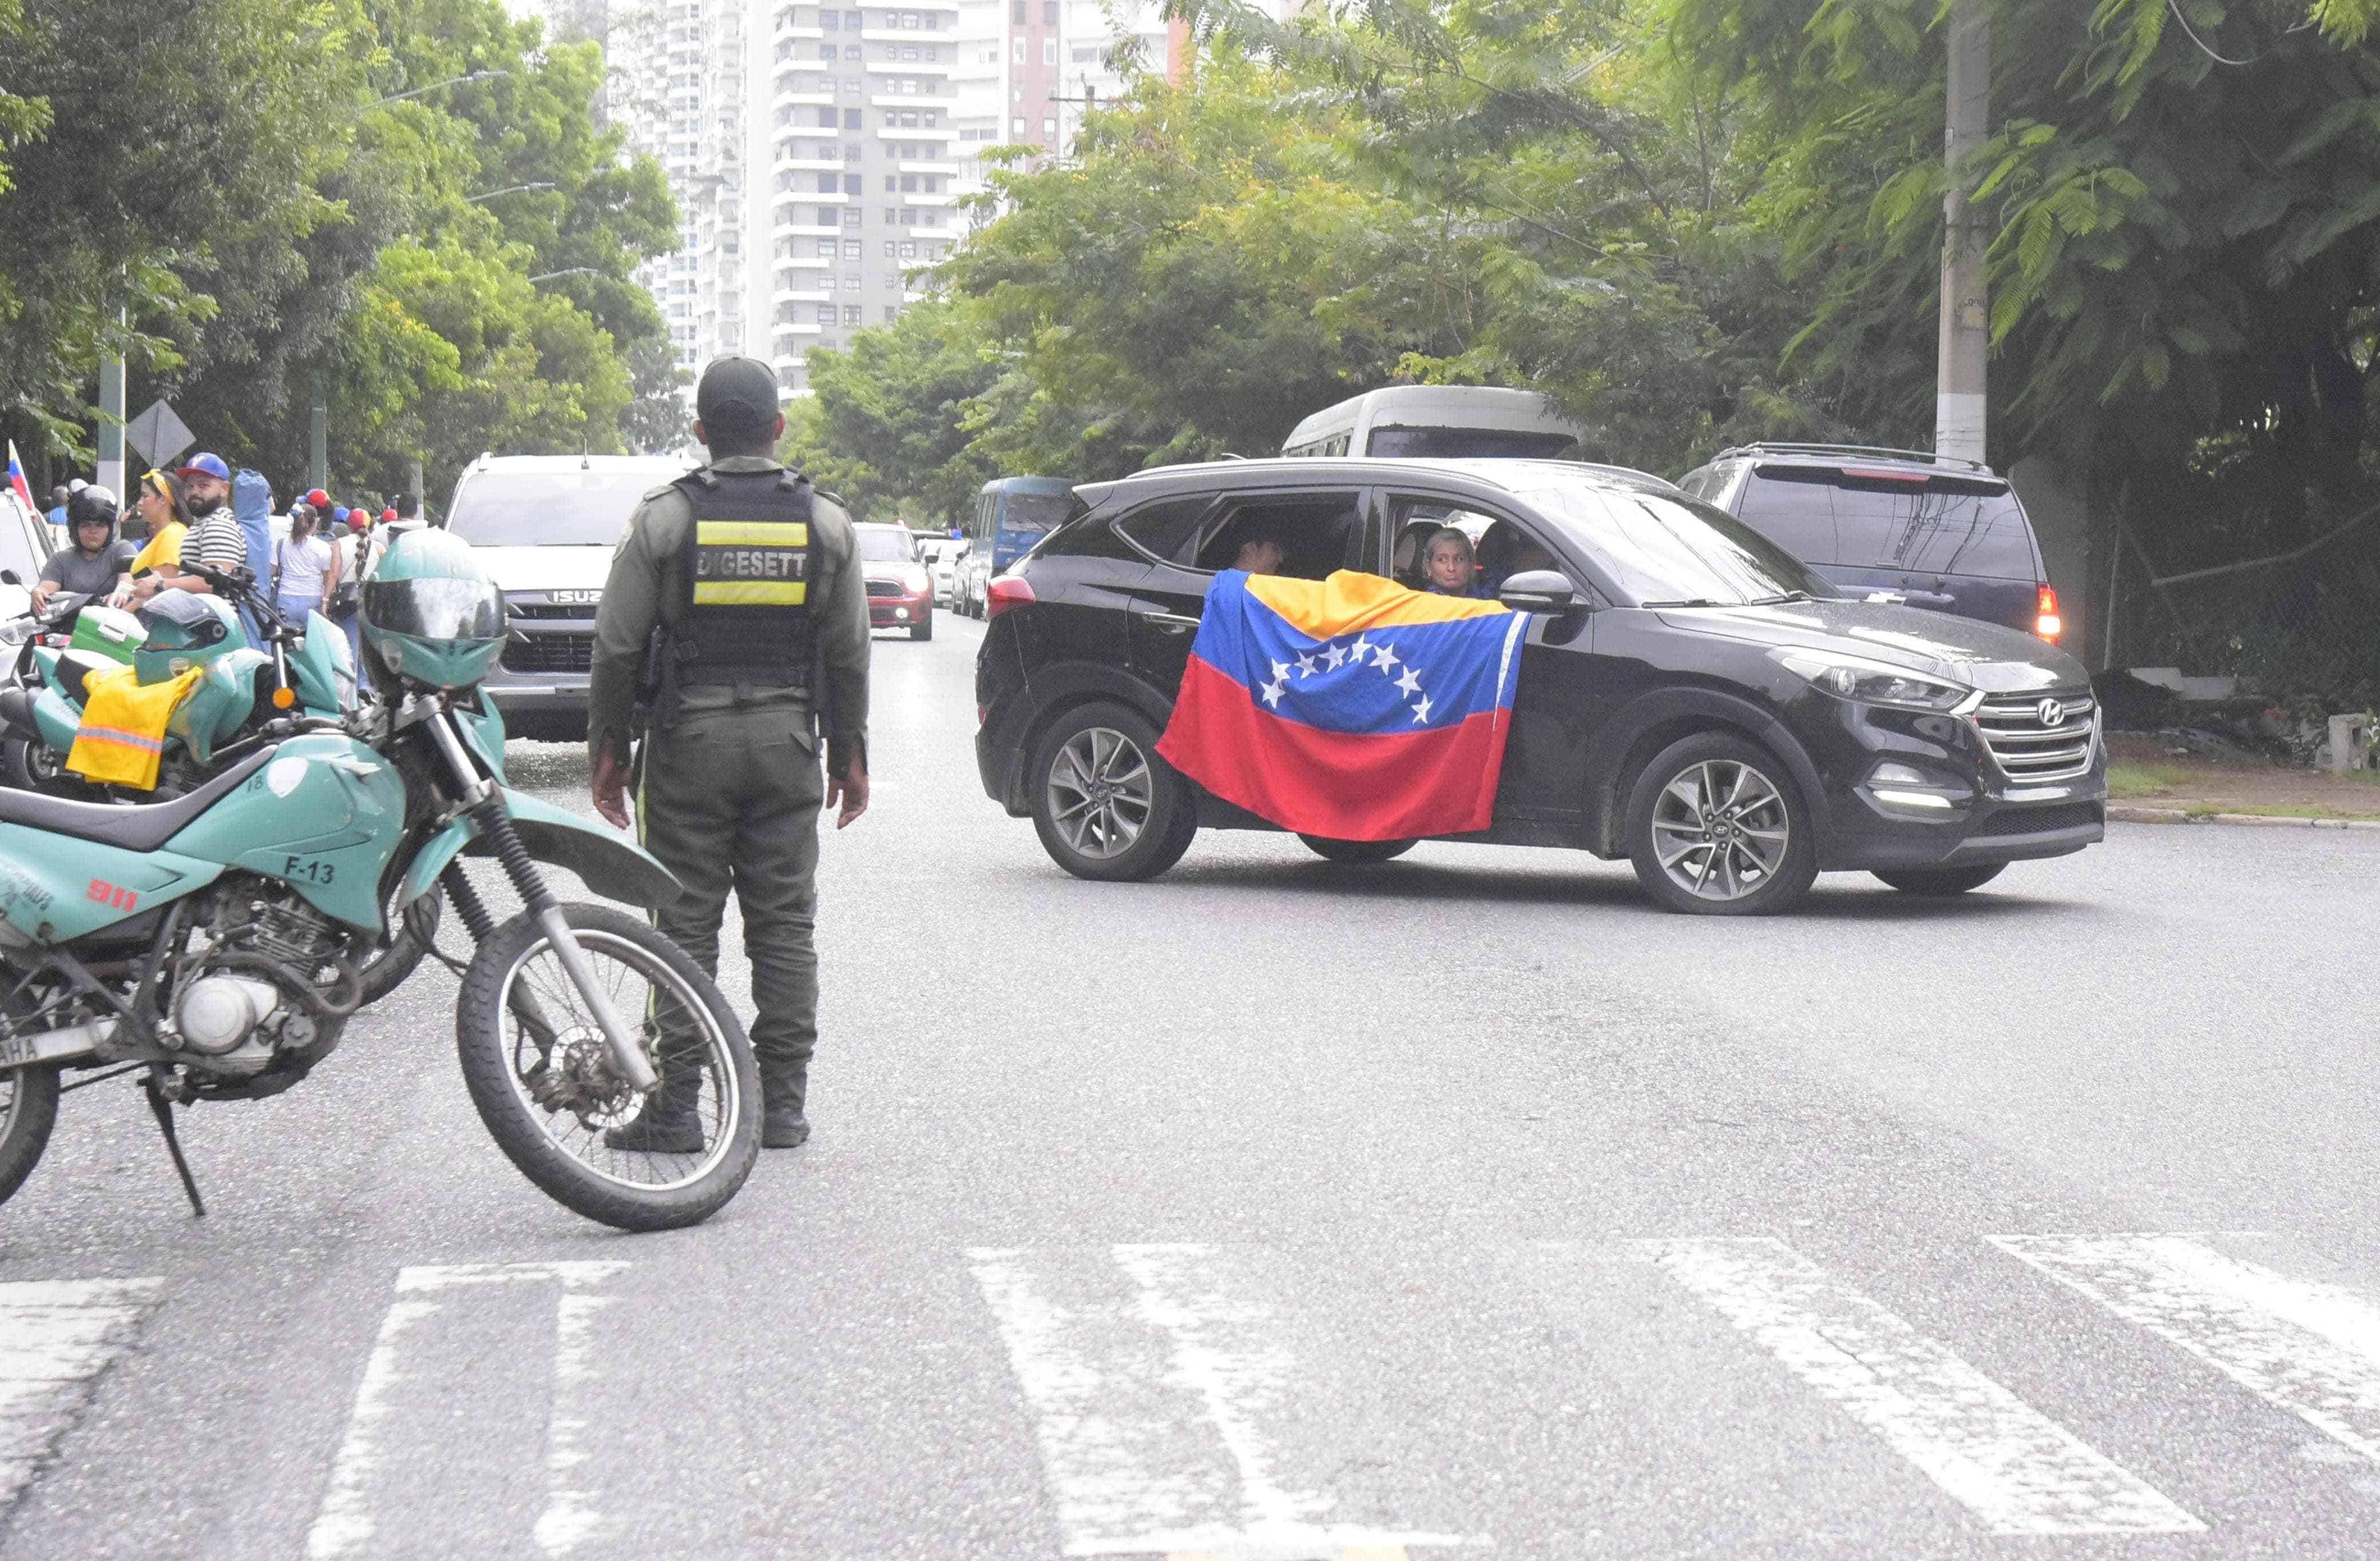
[1045,726,1153,860]
[1649,758,1791,902]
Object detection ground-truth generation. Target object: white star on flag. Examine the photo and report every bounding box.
[1260,679,1286,708]
[1411,693,1433,723]
[1395,667,1422,696]
[1373,644,1399,672]
[1347,635,1371,665]
[1295,652,1316,677]
[1270,660,1291,683]
[1323,643,1346,671]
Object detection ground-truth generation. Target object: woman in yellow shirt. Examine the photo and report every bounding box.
[114,469,192,605]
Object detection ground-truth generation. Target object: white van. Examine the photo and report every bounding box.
[1280,386,1590,461]
[445,453,697,742]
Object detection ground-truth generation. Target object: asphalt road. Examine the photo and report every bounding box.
[5,609,2380,1560]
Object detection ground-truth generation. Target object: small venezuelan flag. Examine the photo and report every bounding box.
[1156,569,1529,842]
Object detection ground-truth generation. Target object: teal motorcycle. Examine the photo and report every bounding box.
[0,532,760,1231]
[0,573,352,800]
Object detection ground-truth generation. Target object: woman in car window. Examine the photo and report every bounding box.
[1421,527,1488,597]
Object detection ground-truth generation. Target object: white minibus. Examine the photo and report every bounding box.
[1280,386,1589,460]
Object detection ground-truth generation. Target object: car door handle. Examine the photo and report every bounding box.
[1143,612,1201,633]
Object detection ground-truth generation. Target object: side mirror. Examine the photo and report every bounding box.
[1498,569,1576,613]
[0,569,17,587]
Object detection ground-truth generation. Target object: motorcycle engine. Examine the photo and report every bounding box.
[167,882,356,1076]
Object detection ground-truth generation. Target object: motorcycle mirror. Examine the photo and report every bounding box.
[0,569,17,585]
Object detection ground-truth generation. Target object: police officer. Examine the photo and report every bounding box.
[588,356,871,1152]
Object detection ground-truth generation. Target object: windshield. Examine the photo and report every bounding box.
[1518,481,1830,607]
[1369,427,1582,460]
[856,528,918,562]
[447,468,685,548]
[1001,491,1070,533]
[0,504,44,586]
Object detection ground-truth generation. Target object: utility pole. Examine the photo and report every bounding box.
[310,370,328,492]
[1935,0,1990,465]
[96,349,125,496]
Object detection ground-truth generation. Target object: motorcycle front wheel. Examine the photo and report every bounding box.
[455,904,759,1231]
[0,1063,60,1209]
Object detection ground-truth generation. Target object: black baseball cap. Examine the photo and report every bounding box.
[695,356,781,428]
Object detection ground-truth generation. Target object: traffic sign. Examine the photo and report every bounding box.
[124,398,195,469]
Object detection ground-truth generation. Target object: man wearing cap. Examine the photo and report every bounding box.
[128,452,248,600]
[586,355,871,1154]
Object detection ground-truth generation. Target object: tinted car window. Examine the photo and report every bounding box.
[1112,494,1213,564]
[1516,481,1829,606]
[1368,427,1582,459]
[1733,470,1840,564]
[1192,492,1365,579]
[1833,484,2037,580]
[1003,490,1071,533]
[448,468,684,548]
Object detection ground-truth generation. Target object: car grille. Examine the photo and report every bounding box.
[1972,800,2103,837]
[864,579,902,599]
[1973,690,2097,782]
[499,636,593,675]
[507,603,593,620]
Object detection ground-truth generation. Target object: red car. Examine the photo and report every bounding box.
[856,522,934,641]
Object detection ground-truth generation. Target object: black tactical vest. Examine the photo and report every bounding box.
[670,466,819,688]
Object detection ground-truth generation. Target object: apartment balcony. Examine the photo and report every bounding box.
[871,92,959,112]
[774,220,845,240]
[775,157,846,176]
[895,159,962,175]
[864,59,955,76]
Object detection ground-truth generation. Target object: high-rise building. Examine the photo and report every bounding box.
[534,0,1271,399]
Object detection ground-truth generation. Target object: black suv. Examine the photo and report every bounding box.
[973,458,2104,915]
[1676,443,2061,641]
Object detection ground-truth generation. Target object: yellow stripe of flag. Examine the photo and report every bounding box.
[696,520,810,546]
[1244,568,1510,639]
[693,580,808,605]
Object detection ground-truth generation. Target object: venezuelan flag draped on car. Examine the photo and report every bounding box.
[1155,569,1529,842]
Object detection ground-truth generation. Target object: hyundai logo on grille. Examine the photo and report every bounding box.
[2037,698,2066,727]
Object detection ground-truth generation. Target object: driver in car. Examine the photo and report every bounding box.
[31,487,136,615]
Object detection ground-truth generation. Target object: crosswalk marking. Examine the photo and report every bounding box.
[0,1278,164,1516]
[1992,1233,2380,1465]
[969,1244,1475,1560]
[306,1261,629,1560]
[1627,1237,2204,1535]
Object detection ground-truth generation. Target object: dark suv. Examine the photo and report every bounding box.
[973,458,2103,915]
[1676,443,2062,641]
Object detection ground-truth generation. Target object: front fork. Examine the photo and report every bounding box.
[423,707,659,1094]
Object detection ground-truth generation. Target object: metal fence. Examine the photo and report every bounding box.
[2099,509,2380,712]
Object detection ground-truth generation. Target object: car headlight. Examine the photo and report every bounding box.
[1772,649,1971,712]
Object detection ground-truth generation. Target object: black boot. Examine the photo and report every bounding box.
[761,1063,809,1150]
[604,1082,704,1154]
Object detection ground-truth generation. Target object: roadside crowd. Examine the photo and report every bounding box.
[34,456,426,655]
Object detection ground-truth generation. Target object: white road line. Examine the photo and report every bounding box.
[967,1245,1473,1560]
[1992,1233,2380,1464]
[0,1278,164,1514]
[306,1261,628,1560]
[1628,1238,2203,1535]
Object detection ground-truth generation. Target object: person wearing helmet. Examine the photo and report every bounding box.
[32,486,136,613]
[586,355,872,1155]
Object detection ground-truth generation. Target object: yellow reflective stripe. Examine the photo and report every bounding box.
[696,521,809,546]
[692,580,808,605]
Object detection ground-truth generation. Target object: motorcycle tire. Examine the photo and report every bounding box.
[455,904,760,1232]
[0,1064,61,1210]
[3,735,71,797]
[357,886,443,1008]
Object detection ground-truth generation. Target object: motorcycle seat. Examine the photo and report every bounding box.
[0,746,280,853]
[56,649,118,709]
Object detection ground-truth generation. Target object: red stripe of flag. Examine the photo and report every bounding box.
[1156,654,1511,841]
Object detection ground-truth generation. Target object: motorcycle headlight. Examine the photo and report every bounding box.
[1773,649,1971,712]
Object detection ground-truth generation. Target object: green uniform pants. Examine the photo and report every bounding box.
[637,703,823,1110]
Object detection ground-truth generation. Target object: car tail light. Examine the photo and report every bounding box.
[1841,466,1930,483]
[985,575,1035,622]
[2034,584,2062,641]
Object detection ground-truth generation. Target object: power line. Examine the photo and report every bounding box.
[2163,0,2314,68]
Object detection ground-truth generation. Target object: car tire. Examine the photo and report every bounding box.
[1625,731,1819,916]
[1029,701,1196,882]
[1872,862,2006,896]
[1298,834,1416,864]
[911,616,933,641]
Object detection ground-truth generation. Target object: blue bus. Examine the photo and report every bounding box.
[958,476,1072,618]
